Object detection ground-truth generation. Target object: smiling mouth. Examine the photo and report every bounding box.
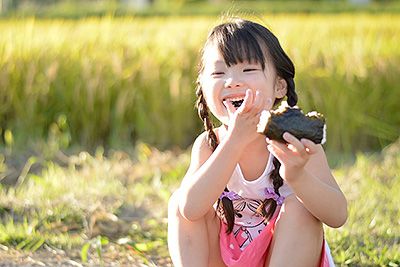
[231,99,244,108]
[223,97,245,109]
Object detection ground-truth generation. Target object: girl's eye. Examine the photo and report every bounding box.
[211,72,225,76]
[243,68,258,72]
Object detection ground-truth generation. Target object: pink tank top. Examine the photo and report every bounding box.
[217,154,293,250]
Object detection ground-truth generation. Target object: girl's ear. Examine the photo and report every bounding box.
[274,77,287,99]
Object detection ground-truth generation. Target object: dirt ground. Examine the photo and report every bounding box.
[0,244,172,267]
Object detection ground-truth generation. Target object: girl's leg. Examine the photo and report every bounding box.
[168,189,226,267]
[265,195,324,267]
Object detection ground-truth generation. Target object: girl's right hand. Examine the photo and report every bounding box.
[223,89,269,148]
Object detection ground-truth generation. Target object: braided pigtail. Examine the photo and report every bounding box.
[220,189,235,233]
[195,86,218,151]
[286,78,298,107]
[256,157,283,222]
[270,157,284,200]
[196,86,218,151]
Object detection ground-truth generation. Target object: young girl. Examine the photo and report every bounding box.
[168,18,347,267]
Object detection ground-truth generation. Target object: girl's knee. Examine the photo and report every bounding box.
[168,189,218,225]
[168,190,182,218]
[281,195,322,229]
[267,197,324,266]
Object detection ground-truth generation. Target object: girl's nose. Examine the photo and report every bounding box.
[225,76,244,88]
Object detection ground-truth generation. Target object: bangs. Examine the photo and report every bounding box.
[210,22,266,69]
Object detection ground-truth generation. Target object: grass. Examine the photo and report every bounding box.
[0,139,399,266]
[325,141,400,266]
[0,142,189,265]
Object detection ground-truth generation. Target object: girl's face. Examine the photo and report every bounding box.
[199,42,287,126]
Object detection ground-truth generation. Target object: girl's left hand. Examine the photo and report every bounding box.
[266,132,318,183]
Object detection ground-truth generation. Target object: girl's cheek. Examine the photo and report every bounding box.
[202,79,217,92]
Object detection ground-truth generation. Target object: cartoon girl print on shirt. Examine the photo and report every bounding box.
[219,196,268,250]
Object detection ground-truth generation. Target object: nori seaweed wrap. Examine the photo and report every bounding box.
[257,102,326,144]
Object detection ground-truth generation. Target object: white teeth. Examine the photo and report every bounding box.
[224,97,244,101]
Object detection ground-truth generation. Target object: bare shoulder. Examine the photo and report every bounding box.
[187,131,214,173]
[182,127,225,183]
[179,132,214,187]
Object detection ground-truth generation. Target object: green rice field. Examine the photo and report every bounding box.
[0,14,399,153]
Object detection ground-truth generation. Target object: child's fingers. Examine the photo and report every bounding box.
[300,138,318,154]
[282,132,307,156]
[223,100,237,117]
[281,132,319,156]
[266,139,290,160]
[267,143,287,166]
[243,90,265,119]
[267,143,280,160]
[238,89,253,113]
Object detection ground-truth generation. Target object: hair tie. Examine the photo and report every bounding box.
[219,191,240,201]
[264,187,285,205]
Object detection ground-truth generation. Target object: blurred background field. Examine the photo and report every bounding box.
[1,14,399,154]
[2,0,400,17]
[0,0,399,266]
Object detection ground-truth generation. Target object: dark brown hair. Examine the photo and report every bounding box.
[196,18,297,233]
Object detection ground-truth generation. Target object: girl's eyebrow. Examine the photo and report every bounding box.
[206,61,226,68]
[211,60,225,65]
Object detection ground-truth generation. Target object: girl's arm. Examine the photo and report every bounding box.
[268,133,348,228]
[178,90,265,221]
[178,130,246,221]
[291,145,347,228]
